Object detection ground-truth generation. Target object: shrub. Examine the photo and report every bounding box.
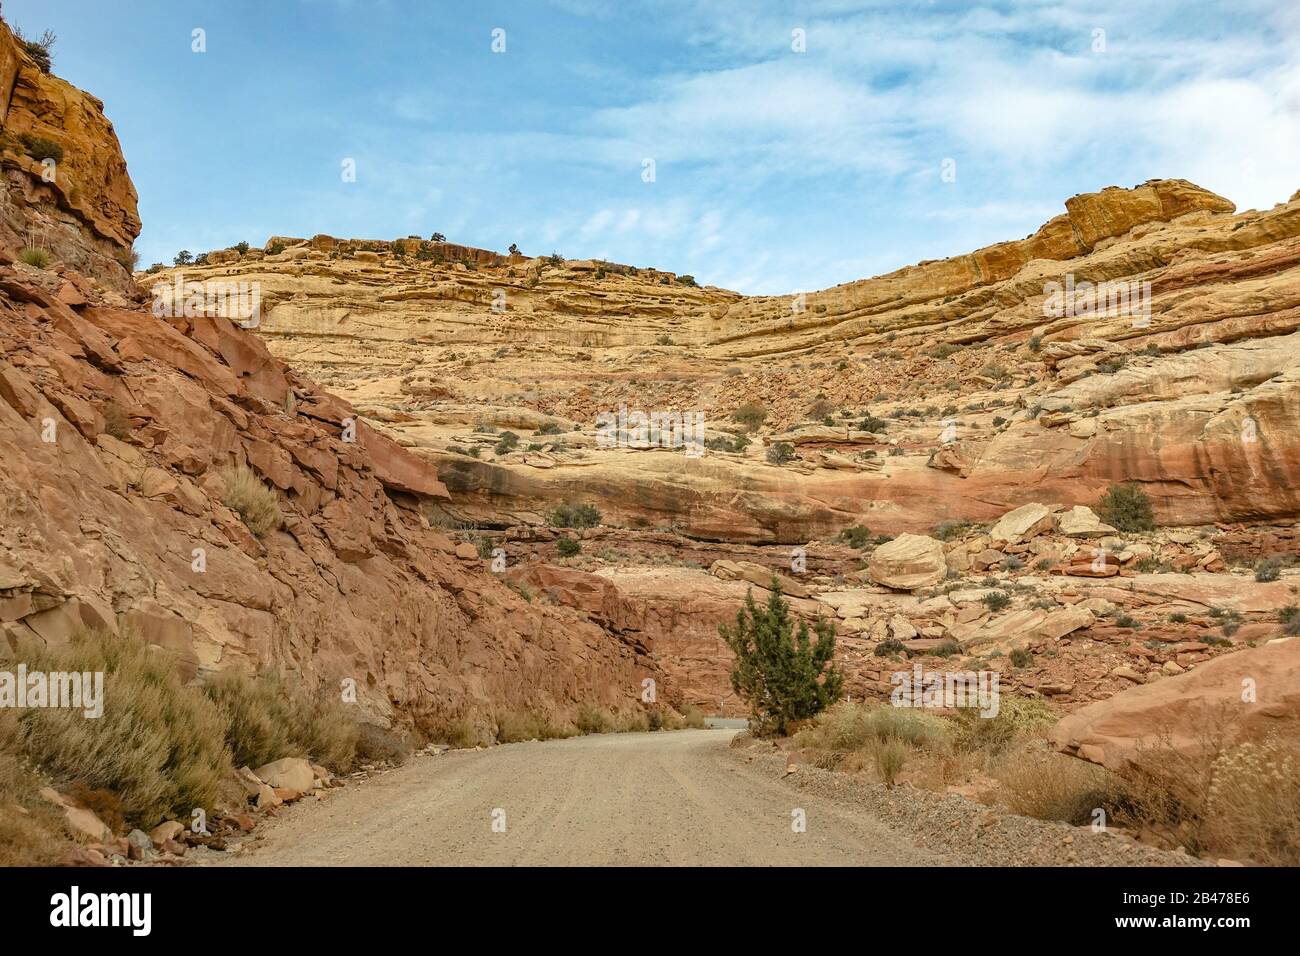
[0,709,70,864]
[980,363,1009,381]
[731,402,767,431]
[1254,557,1283,582]
[655,333,674,345]
[547,251,564,266]
[933,519,976,541]
[557,537,580,557]
[1279,605,1300,636]
[496,711,571,743]
[575,704,615,735]
[720,583,842,735]
[982,590,1011,612]
[494,430,519,455]
[1115,613,1141,629]
[873,636,906,657]
[839,525,872,549]
[219,465,282,537]
[676,274,698,287]
[15,628,232,827]
[950,694,1055,756]
[704,432,750,453]
[536,420,564,435]
[234,240,250,255]
[173,250,193,266]
[1028,334,1042,353]
[1096,483,1155,532]
[765,441,796,465]
[547,502,601,529]
[927,343,962,359]
[857,413,888,433]
[1009,647,1033,668]
[933,638,961,658]
[15,28,56,73]
[19,133,63,163]
[19,247,50,269]
[679,704,706,729]
[355,724,413,766]
[267,240,286,255]
[203,669,358,772]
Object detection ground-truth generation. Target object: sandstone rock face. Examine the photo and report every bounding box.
[1050,637,1300,768]
[867,534,947,590]
[0,265,665,734]
[0,20,139,290]
[142,178,1300,540]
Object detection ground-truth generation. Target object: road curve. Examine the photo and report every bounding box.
[222,729,954,866]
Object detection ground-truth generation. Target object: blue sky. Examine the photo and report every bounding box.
[9,0,1299,294]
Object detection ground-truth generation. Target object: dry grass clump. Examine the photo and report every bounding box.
[219,464,282,537]
[203,669,359,772]
[575,703,616,735]
[993,744,1122,825]
[354,723,414,766]
[495,710,575,743]
[949,694,1056,755]
[13,629,231,828]
[418,713,483,748]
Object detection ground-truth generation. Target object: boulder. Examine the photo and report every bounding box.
[867,534,947,591]
[1057,505,1116,538]
[988,503,1056,545]
[1052,637,1300,769]
[150,820,185,846]
[252,757,315,794]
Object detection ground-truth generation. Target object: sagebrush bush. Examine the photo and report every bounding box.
[557,537,581,557]
[721,583,842,735]
[496,710,573,743]
[546,501,601,529]
[1097,483,1155,532]
[950,694,1055,756]
[219,465,282,537]
[1254,557,1283,582]
[730,403,767,431]
[765,441,796,465]
[203,669,358,772]
[14,629,231,827]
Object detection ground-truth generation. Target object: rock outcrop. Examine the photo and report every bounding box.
[144,178,1300,539]
[0,18,139,291]
[1050,637,1300,768]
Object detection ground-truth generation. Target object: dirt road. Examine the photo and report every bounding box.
[223,729,953,866]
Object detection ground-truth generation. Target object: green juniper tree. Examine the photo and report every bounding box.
[720,580,843,735]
